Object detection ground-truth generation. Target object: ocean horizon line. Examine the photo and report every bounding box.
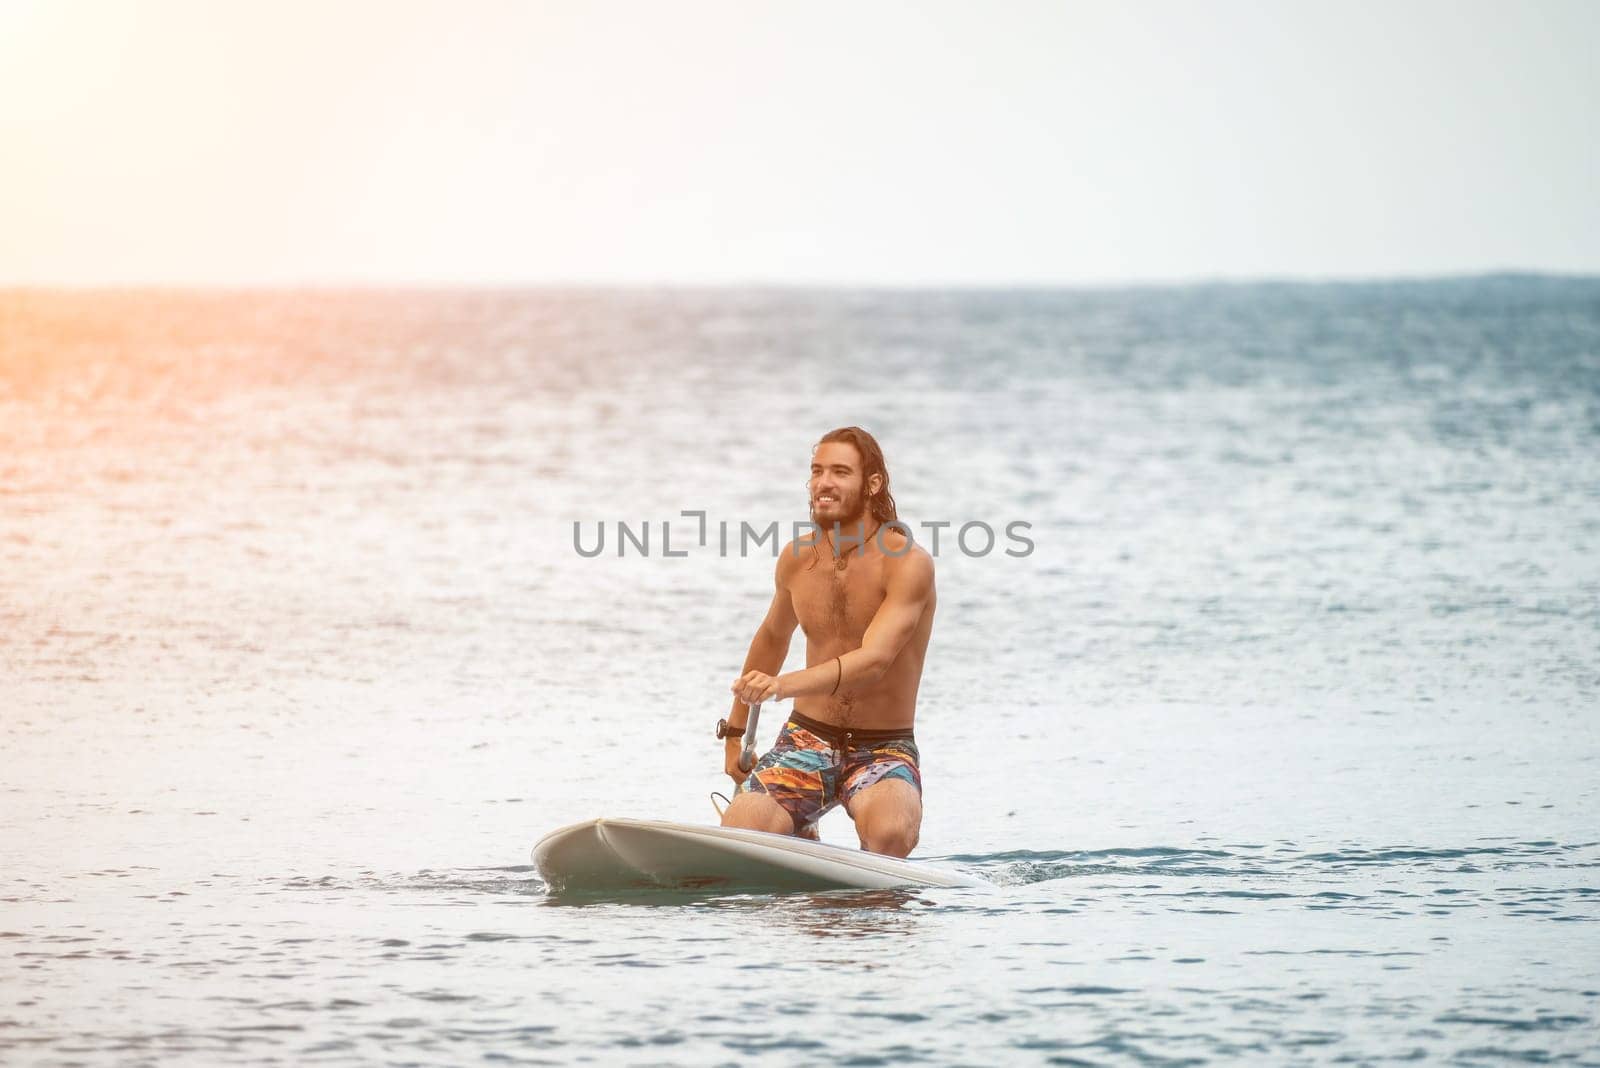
[2,269,1597,296]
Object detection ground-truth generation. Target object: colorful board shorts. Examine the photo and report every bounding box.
[738,711,921,836]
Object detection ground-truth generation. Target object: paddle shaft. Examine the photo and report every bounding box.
[738,702,762,773]
[737,694,789,773]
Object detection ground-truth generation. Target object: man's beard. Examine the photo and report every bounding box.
[811,487,868,529]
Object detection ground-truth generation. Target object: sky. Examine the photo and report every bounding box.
[0,0,1595,286]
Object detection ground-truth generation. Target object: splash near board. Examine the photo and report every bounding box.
[532,817,982,893]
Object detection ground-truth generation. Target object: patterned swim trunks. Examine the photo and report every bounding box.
[738,710,921,835]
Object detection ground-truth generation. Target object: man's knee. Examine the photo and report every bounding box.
[861,821,919,858]
[851,781,923,858]
[721,791,795,835]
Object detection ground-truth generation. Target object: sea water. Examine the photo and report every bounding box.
[2,279,1597,1064]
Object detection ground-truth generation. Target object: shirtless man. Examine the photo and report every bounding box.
[719,426,936,858]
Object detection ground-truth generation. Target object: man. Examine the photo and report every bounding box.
[719,426,936,858]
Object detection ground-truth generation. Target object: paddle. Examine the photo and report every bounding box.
[739,701,763,773]
[738,695,787,773]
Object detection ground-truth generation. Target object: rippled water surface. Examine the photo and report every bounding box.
[3,280,1598,1064]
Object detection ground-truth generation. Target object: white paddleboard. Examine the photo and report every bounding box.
[532,818,982,893]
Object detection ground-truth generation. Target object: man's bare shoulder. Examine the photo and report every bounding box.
[881,531,935,584]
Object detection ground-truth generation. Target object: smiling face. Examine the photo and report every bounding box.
[809,441,882,529]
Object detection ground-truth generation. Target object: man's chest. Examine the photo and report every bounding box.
[788,558,887,642]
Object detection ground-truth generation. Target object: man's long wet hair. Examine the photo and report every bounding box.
[816,426,898,524]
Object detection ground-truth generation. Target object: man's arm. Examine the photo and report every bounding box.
[734,551,934,704]
[726,563,800,730]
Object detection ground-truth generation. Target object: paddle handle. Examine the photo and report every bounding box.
[738,702,762,773]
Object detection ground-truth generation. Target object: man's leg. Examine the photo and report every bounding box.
[846,778,922,858]
[721,790,797,834]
